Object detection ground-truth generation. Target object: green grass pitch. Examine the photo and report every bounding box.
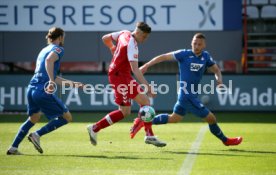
[0,112,276,175]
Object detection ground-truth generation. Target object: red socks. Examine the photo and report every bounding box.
[93,110,124,132]
[144,122,154,136]
[92,108,155,137]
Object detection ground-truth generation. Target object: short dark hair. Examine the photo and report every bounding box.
[194,33,206,39]
[136,22,151,33]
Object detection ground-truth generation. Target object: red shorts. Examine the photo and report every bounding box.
[109,75,143,106]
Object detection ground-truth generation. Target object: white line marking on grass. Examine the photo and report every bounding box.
[178,126,208,175]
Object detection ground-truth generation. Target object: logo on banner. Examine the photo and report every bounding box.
[198,0,216,28]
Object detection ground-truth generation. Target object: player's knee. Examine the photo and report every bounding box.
[204,112,217,124]
[170,118,182,123]
[65,116,73,122]
[168,114,182,123]
[122,110,131,117]
[29,114,40,123]
[63,112,73,122]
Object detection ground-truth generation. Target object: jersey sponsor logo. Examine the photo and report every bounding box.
[190,63,203,71]
[55,47,62,54]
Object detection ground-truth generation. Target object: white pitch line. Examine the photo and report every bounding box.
[178,126,208,175]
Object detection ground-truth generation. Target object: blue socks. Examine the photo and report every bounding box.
[10,116,68,148]
[209,123,227,142]
[152,114,169,125]
[12,119,34,148]
[152,114,227,142]
[151,114,228,142]
[36,117,68,137]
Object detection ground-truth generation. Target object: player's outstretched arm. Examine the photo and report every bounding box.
[140,53,174,74]
[130,61,156,98]
[55,76,85,89]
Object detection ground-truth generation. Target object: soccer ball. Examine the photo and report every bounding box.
[138,106,156,122]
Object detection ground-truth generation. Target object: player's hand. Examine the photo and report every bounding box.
[216,82,224,91]
[147,92,156,98]
[216,82,230,94]
[147,86,157,98]
[139,65,148,74]
[216,80,224,89]
[45,81,56,94]
[216,80,223,86]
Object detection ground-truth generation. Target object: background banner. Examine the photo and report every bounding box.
[0,0,242,31]
[0,74,275,112]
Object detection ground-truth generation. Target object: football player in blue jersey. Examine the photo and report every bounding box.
[130,33,242,146]
[7,27,84,155]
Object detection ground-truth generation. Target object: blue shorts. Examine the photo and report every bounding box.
[173,98,210,118]
[27,87,68,120]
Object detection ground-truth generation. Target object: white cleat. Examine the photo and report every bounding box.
[87,125,97,146]
[144,136,167,147]
[28,133,43,154]
[6,148,23,155]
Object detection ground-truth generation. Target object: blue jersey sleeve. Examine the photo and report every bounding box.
[205,52,216,67]
[172,49,186,62]
[51,46,64,59]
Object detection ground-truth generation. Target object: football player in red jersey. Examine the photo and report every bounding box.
[86,22,166,147]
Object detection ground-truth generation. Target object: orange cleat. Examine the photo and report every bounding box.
[130,117,144,139]
[223,136,243,146]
